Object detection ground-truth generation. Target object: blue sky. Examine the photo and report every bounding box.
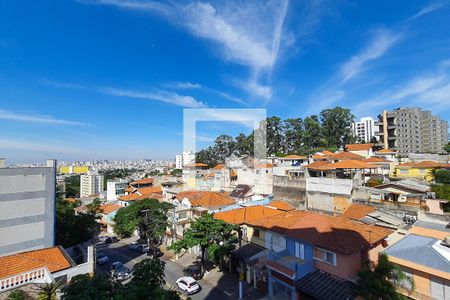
[1,0,449,163]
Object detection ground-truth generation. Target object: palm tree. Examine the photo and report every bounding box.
[34,280,64,300]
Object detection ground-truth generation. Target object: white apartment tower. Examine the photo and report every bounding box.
[175,151,195,169]
[106,179,128,201]
[80,171,104,197]
[352,117,376,143]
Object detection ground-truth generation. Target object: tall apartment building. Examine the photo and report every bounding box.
[80,171,104,197]
[376,107,449,154]
[106,179,128,201]
[175,151,195,169]
[352,117,376,142]
[0,159,56,256]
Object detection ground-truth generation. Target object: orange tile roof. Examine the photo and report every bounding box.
[322,150,335,155]
[376,149,396,153]
[176,191,235,209]
[331,160,378,169]
[65,197,77,203]
[100,203,122,214]
[214,205,284,224]
[305,161,332,170]
[0,247,72,279]
[345,144,374,151]
[245,211,392,254]
[213,164,225,170]
[119,186,162,202]
[343,204,376,220]
[267,200,295,211]
[282,154,308,160]
[332,151,365,161]
[131,178,154,185]
[412,161,443,168]
[184,163,209,168]
[365,157,390,163]
[124,186,135,193]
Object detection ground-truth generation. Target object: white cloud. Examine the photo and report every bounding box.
[413,2,447,19]
[165,81,203,89]
[100,87,207,108]
[80,0,291,100]
[0,109,88,125]
[340,29,400,83]
[234,79,273,101]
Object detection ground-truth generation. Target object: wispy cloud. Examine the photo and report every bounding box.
[99,87,207,108]
[40,79,86,89]
[78,0,291,100]
[0,109,88,125]
[165,81,203,90]
[353,60,450,115]
[412,2,447,19]
[339,29,400,83]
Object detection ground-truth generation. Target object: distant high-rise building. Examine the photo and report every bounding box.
[175,151,195,169]
[80,171,104,197]
[376,107,449,154]
[0,159,56,256]
[352,117,376,143]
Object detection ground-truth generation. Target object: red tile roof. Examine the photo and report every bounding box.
[412,161,443,168]
[214,205,284,224]
[306,160,378,170]
[365,157,390,163]
[184,163,209,168]
[100,203,122,214]
[119,186,162,202]
[282,154,308,160]
[332,151,365,161]
[245,211,392,254]
[305,161,332,170]
[176,191,235,209]
[345,144,374,151]
[131,178,154,185]
[343,204,376,220]
[0,247,72,279]
[267,200,295,211]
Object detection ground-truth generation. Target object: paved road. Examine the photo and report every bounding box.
[94,238,231,300]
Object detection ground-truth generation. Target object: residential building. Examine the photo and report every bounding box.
[175,151,195,169]
[98,203,122,234]
[352,116,376,143]
[80,171,104,198]
[393,161,447,182]
[0,246,94,297]
[376,107,449,154]
[130,178,154,188]
[242,210,392,300]
[106,179,128,201]
[345,143,375,158]
[182,163,209,189]
[117,186,162,207]
[0,159,56,256]
[384,221,450,300]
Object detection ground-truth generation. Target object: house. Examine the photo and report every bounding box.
[182,163,209,189]
[242,210,392,300]
[364,156,391,177]
[345,143,375,158]
[98,203,122,234]
[384,221,450,300]
[273,155,308,176]
[375,148,397,161]
[393,161,446,182]
[117,186,163,207]
[130,178,154,188]
[0,246,94,297]
[373,178,430,206]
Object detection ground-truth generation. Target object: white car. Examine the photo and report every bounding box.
[176,276,201,295]
[128,242,149,253]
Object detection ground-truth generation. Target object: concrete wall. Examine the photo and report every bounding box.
[0,166,55,256]
[314,248,361,280]
[306,177,353,196]
[272,175,306,208]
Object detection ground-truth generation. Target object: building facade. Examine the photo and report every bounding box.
[106,179,128,201]
[175,151,195,169]
[80,171,104,197]
[0,159,56,256]
[352,117,376,143]
[376,108,449,154]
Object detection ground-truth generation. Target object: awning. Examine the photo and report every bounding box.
[296,270,356,300]
[231,243,265,264]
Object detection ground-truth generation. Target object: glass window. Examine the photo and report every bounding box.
[253,229,260,238]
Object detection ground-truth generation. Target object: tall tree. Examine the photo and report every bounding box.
[320,107,356,148]
[302,115,323,149]
[234,133,253,156]
[214,134,236,163]
[282,118,303,154]
[356,254,413,300]
[196,146,219,167]
[169,214,238,273]
[266,116,283,155]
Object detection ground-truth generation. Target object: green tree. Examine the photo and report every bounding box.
[65,175,80,198]
[196,146,218,167]
[127,258,165,298]
[35,281,64,300]
[266,116,283,155]
[170,169,182,176]
[169,214,238,273]
[61,274,122,300]
[356,254,413,300]
[56,188,100,247]
[234,133,253,156]
[445,142,450,153]
[433,169,450,184]
[213,134,236,163]
[282,118,303,154]
[113,198,172,239]
[7,290,30,300]
[302,115,323,149]
[320,107,356,148]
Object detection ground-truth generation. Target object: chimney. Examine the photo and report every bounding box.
[0,158,5,168]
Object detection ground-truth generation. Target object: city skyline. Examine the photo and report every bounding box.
[1,1,450,162]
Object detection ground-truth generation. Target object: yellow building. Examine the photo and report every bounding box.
[59,165,89,174]
[393,161,445,182]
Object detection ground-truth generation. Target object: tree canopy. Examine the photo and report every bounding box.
[169,214,238,273]
[195,106,357,165]
[113,198,173,240]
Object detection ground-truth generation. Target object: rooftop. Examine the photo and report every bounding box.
[0,247,72,280]
[345,143,374,151]
[296,270,356,300]
[100,203,122,214]
[176,191,235,210]
[118,186,162,201]
[267,200,295,211]
[342,204,376,220]
[214,205,284,224]
[130,178,154,185]
[332,151,365,161]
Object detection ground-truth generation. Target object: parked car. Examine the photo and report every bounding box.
[183,266,203,280]
[111,262,131,281]
[95,236,109,245]
[146,246,163,258]
[128,242,149,253]
[128,242,143,250]
[176,276,201,295]
[96,253,109,265]
[104,236,119,244]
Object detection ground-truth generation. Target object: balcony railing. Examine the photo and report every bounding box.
[0,267,51,293]
[266,250,313,280]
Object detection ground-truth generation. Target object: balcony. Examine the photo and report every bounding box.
[266,250,314,280]
[0,267,52,293]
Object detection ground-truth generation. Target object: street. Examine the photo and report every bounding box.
[94,238,232,300]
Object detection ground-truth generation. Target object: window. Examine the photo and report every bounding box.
[314,248,336,266]
[253,229,260,238]
[295,242,305,260]
[271,234,286,252]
